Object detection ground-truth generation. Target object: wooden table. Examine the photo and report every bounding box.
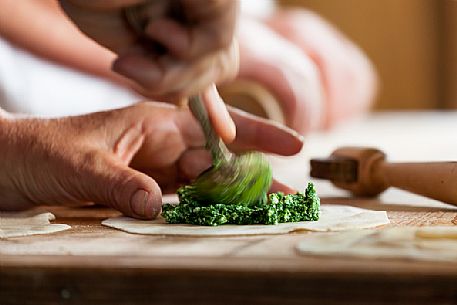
[2,112,457,305]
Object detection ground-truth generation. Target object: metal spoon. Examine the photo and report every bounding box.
[188,95,272,206]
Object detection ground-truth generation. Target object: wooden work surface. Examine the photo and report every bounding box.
[2,112,457,305]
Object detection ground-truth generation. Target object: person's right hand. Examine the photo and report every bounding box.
[59,0,239,100]
[0,94,302,219]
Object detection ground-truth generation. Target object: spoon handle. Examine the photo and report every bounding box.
[188,95,232,164]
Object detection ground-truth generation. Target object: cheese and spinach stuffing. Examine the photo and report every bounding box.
[162,182,320,226]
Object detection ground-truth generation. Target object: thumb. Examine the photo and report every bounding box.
[81,155,162,220]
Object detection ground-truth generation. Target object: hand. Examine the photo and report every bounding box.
[234,11,377,134]
[265,9,377,129]
[59,0,239,100]
[0,99,302,219]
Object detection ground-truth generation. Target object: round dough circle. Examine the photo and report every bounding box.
[102,204,389,237]
[0,212,71,238]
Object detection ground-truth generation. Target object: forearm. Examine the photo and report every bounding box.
[0,108,29,210]
[0,0,124,84]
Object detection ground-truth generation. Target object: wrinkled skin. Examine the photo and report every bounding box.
[0,99,302,219]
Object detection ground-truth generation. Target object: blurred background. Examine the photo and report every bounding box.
[1,0,455,118]
[280,0,457,110]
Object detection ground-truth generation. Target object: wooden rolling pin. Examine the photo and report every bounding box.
[310,147,457,205]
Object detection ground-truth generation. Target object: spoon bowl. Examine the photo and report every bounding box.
[189,151,272,206]
[187,95,273,206]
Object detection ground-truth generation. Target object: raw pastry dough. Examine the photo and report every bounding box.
[102,204,389,237]
[297,226,457,262]
[0,211,71,238]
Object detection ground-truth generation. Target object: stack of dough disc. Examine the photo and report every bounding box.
[0,211,70,238]
[297,226,457,262]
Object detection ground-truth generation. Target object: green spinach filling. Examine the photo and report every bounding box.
[162,182,320,226]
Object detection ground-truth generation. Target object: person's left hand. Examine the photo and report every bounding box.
[0,93,302,219]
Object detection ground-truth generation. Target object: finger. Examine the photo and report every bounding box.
[178,149,212,179]
[112,44,237,98]
[228,107,304,156]
[80,154,163,220]
[269,179,297,194]
[144,19,190,59]
[202,85,236,143]
[112,47,163,90]
[144,0,237,60]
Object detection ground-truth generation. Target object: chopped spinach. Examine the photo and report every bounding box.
[162,182,320,226]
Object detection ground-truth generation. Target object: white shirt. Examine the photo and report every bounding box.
[0,37,139,117]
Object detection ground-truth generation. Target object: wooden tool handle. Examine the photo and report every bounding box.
[379,162,457,205]
[315,147,457,205]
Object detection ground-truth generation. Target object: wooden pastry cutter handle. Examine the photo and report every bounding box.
[310,147,457,205]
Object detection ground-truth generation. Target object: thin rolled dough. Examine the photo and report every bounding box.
[0,211,71,238]
[296,226,457,262]
[101,204,389,237]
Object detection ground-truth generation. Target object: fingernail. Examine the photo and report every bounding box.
[130,189,149,217]
[149,197,162,219]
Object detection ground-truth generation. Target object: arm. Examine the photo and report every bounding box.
[0,0,124,84]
